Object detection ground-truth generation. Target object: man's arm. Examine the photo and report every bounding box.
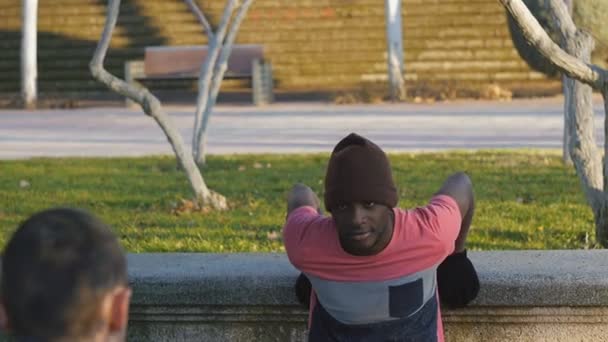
[434,172,474,253]
[285,183,319,310]
[287,183,322,216]
[434,172,479,308]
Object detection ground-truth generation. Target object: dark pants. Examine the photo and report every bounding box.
[308,295,438,342]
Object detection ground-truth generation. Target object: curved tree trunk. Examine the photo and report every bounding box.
[90,0,226,210]
[500,0,608,246]
[192,0,237,165]
[195,0,254,165]
[563,31,606,243]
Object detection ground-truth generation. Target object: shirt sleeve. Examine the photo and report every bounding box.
[411,195,462,255]
[282,206,326,269]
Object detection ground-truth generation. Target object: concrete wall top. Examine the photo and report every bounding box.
[127,250,608,308]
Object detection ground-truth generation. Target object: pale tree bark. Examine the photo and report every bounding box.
[191,0,237,164]
[561,0,573,165]
[554,0,599,210]
[562,32,602,212]
[500,0,608,245]
[501,0,605,86]
[195,0,254,165]
[21,0,38,109]
[90,0,226,210]
[184,0,214,39]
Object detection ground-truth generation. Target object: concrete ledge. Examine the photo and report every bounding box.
[126,251,608,341]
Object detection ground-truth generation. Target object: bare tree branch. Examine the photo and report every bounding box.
[544,0,576,40]
[90,0,226,210]
[196,0,254,164]
[90,0,149,107]
[500,0,608,89]
[184,0,214,40]
[192,0,238,163]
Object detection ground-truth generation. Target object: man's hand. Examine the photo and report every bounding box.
[287,183,322,216]
[437,249,479,308]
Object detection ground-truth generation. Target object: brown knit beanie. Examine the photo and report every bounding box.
[324,133,398,212]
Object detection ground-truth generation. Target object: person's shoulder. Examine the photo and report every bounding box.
[283,208,337,269]
[395,196,460,233]
[402,195,460,217]
[283,206,334,243]
[429,194,460,209]
[286,206,326,228]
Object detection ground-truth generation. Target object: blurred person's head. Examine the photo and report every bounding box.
[0,208,130,342]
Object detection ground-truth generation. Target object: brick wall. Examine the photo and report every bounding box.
[0,0,554,98]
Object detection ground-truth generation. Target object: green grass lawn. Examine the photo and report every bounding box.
[0,150,597,252]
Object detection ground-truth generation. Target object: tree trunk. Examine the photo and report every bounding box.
[192,0,237,165]
[562,78,573,165]
[599,90,608,245]
[91,0,226,210]
[554,0,607,244]
[561,0,573,165]
[21,0,38,109]
[195,0,254,165]
[500,0,608,245]
[562,30,605,243]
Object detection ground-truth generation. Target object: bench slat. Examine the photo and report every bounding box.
[144,45,264,78]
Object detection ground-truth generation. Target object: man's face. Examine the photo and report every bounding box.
[332,201,394,256]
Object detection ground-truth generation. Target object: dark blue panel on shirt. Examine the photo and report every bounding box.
[309,295,438,342]
[389,278,424,318]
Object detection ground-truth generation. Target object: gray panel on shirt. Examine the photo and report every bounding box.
[307,265,438,325]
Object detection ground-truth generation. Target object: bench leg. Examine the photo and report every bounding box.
[263,61,274,104]
[252,59,274,106]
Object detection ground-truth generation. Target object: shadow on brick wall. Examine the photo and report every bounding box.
[0,0,171,104]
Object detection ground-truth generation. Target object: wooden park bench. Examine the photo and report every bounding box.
[124,44,274,107]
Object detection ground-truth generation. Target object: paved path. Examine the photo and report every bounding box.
[0,97,605,159]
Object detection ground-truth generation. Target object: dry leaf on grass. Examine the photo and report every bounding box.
[267,231,280,240]
[170,199,212,215]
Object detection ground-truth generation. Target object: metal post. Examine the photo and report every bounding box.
[263,60,274,104]
[252,58,270,106]
[385,0,405,101]
[21,0,38,109]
